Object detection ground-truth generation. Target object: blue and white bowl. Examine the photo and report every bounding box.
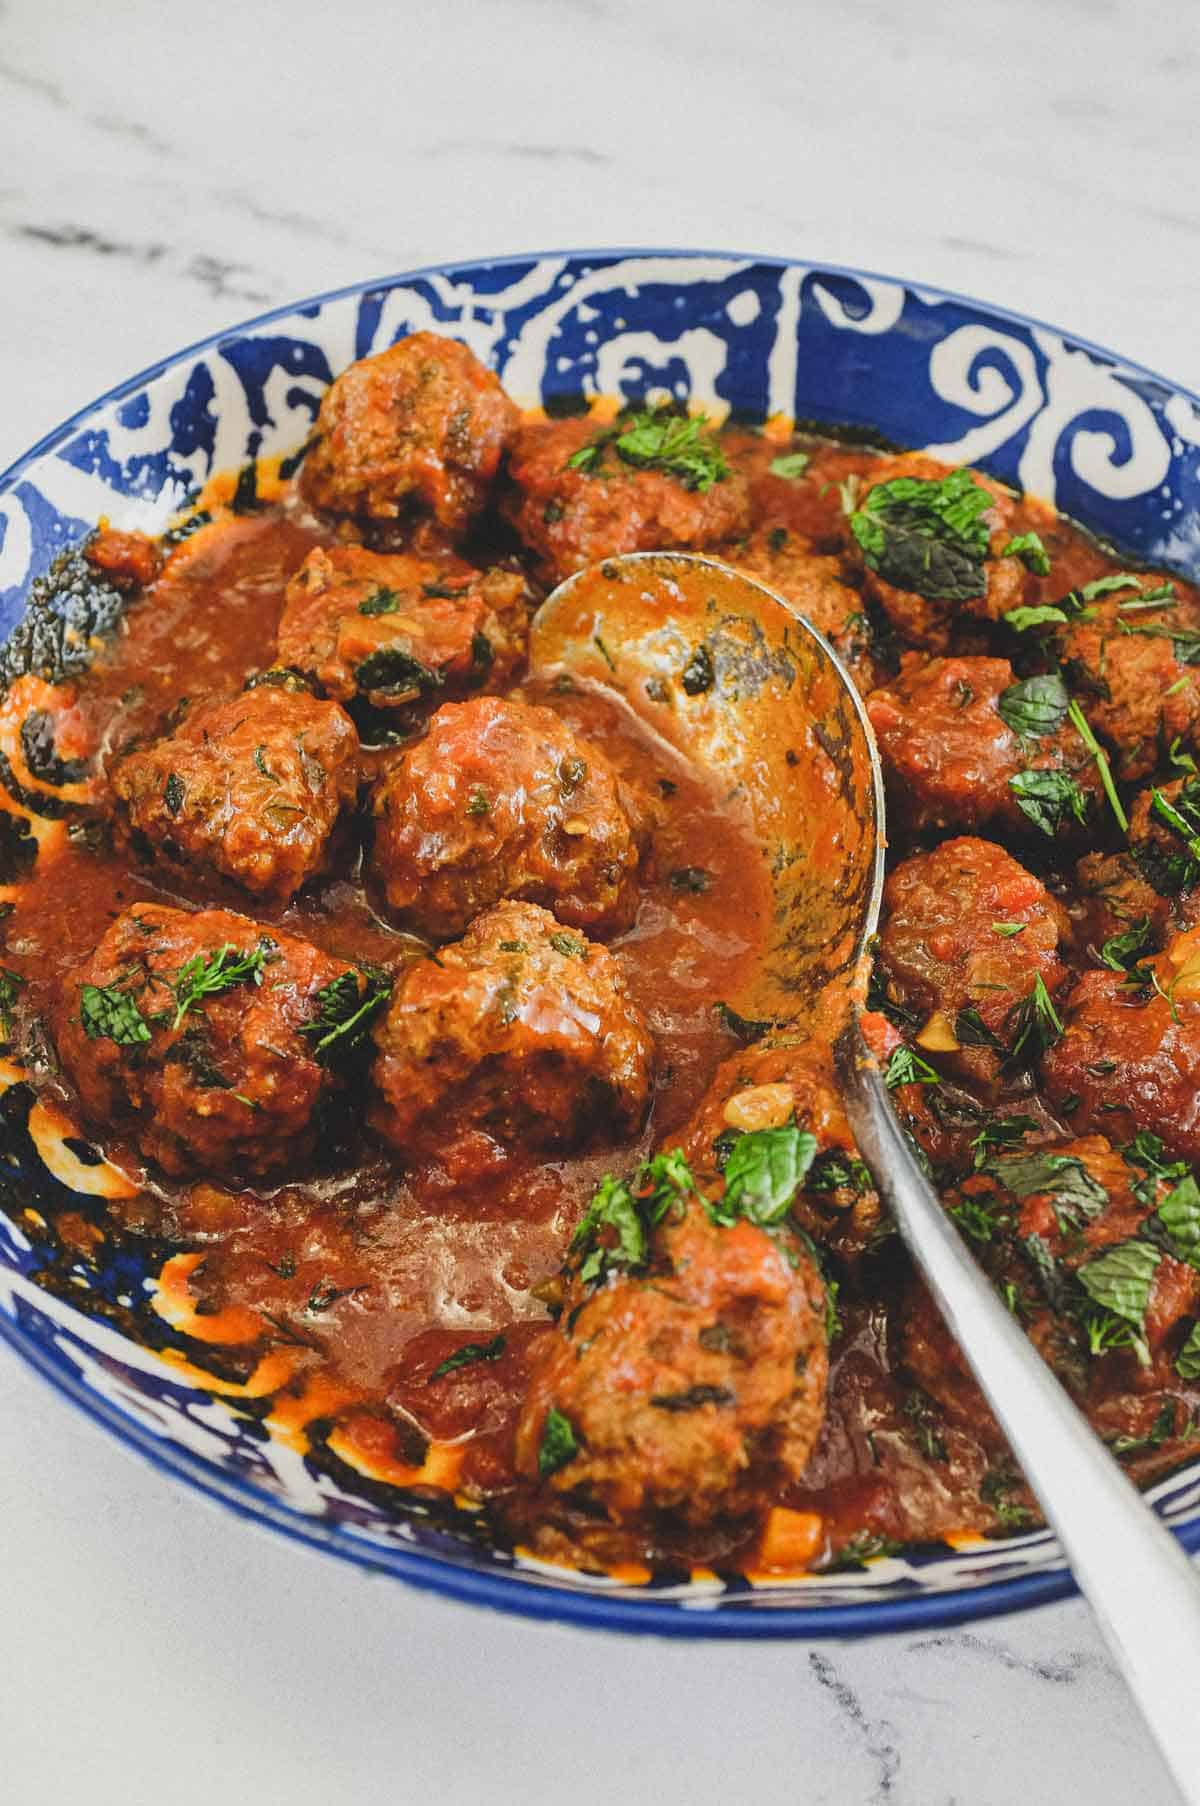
[3,249,1200,1636]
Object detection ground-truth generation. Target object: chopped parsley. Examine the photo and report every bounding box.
[999,531,1051,575]
[1067,698,1128,833]
[884,1045,940,1089]
[849,468,993,603]
[355,646,444,697]
[358,586,401,616]
[768,450,811,480]
[428,1335,506,1382]
[80,982,152,1046]
[171,940,276,1030]
[566,407,730,492]
[571,1148,696,1286]
[1008,767,1089,837]
[1176,1322,1200,1381]
[299,967,392,1064]
[465,786,491,817]
[1006,973,1064,1065]
[548,931,587,959]
[538,1406,579,1477]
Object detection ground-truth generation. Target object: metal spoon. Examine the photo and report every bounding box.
[533,551,1200,1805]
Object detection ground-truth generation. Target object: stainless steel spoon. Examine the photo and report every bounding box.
[533,550,1200,1806]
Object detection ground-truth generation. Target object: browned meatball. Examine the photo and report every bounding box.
[1125,771,1200,899]
[846,453,1034,651]
[53,903,375,1176]
[503,414,750,583]
[111,687,359,903]
[1061,583,1200,781]
[878,837,1071,1093]
[1043,925,1200,1162]
[370,901,653,1157]
[865,654,1099,839]
[905,1133,1200,1440]
[1070,851,1173,967]
[730,526,880,693]
[277,545,528,719]
[301,332,518,534]
[515,1194,827,1528]
[675,1033,884,1269]
[370,696,650,939]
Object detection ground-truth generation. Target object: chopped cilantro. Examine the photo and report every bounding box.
[538,1407,579,1477]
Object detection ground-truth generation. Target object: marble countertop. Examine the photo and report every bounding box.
[1,0,1195,1800]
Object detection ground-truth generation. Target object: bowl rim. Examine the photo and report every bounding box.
[3,244,1199,1637]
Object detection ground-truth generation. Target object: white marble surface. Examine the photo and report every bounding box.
[0,0,1196,1800]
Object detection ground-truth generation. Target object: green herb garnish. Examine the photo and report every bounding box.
[769,451,811,480]
[300,967,392,1064]
[163,772,185,816]
[80,982,152,1046]
[999,531,1051,574]
[849,468,993,602]
[708,1125,817,1229]
[465,786,491,817]
[429,1335,506,1382]
[171,941,275,1030]
[1008,767,1089,837]
[1067,698,1128,833]
[538,1407,579,1477]
[358,586,401,616]
[997,673,1069,738]
[884,1045,940,1089]
[567,407,730,492]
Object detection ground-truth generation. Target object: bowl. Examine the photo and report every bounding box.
[3,248,1200,1637]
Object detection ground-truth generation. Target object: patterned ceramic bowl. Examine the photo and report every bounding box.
[3,250,1199,1636]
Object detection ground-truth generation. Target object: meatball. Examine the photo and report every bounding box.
[846,453,1032,651]
[277,544,528,718]
[111,687,359,903]
[675,1032,884,1270]
[502,414,750,584]
[1125,771,1200,900]
[301,331,518,534]
[1071,850,1172,967]
[370,901,654,1157]
[515,1195,828,1528]
[865,654,1099,838]
[904,1133,1200,1435]
[85,526,160,590]
[1061,585,1200,781]
[1043,925,1200,1162]
[370,696,650,939]
[54,903,372,1176]
[877,837,1071,1094]
[731,526,880,693]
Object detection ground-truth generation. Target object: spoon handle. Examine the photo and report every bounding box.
[837,1027,1200,1806]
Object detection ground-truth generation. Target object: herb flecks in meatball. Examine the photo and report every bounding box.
[370,695,651,939]
[370,901,654,1159]
[503,410,750,584]
[278,544,529,722]
[515,1140,828,1532]
[112,687,359,903]
[877,837,1070,1095]
[866,655,1099,840]
[302,331,518,535]
[1043,924,1200,1163]
[54,904,381,1176]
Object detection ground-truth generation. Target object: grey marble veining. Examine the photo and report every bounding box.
[0,1,1195,1800]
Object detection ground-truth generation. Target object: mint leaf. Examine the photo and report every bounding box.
[538,1407,579,1477]
[997,673,1069,738]
[849,469,993,603]
[711,1125,817,1228]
